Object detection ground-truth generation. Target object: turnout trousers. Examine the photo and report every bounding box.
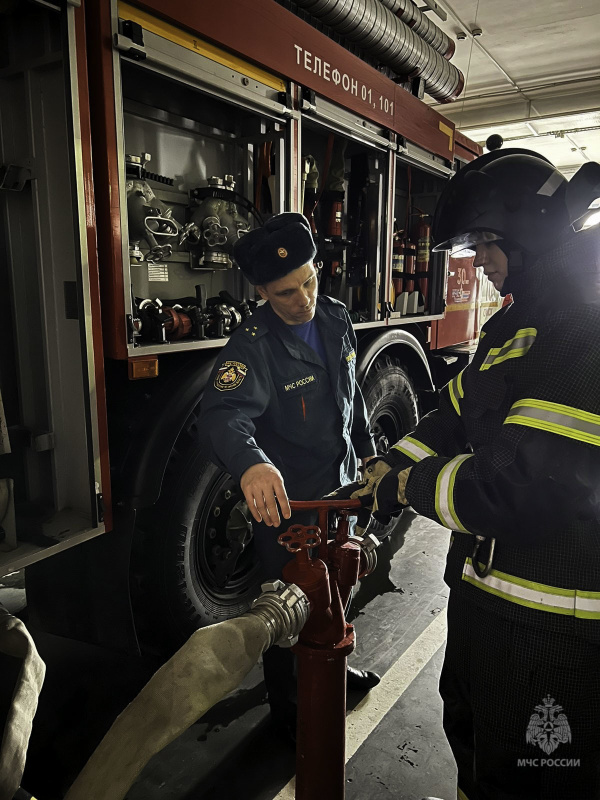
[440,594,600,800]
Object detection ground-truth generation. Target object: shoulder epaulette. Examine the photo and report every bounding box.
[319,294,346,307]
[238,321,268,342]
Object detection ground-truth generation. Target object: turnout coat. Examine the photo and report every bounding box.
[395,227,600,643]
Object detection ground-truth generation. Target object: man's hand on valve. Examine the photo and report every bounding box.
[240,462,292,527]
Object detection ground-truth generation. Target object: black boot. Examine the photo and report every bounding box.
[346,665,380,691]
[263,645,297,746]
[269,700,297,747]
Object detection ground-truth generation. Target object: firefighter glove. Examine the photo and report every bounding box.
[325,458,411,517]
[373,466,412,516]
[325,457,391,505]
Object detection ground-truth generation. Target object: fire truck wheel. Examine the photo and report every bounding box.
[133,415,263,653]
[362,355,419,456]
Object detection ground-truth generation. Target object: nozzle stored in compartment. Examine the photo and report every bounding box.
[181,176,259,270]
[125,153,179,263]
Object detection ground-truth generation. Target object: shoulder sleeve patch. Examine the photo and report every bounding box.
[214,361,248,391]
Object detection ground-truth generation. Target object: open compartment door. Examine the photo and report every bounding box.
[0,0,109,575]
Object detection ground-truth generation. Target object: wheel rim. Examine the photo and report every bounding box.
[193,473,261,607]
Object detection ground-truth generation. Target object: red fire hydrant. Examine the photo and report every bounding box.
[278,499,380,800]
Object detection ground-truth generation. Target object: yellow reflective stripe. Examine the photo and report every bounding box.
[392,435,436,463]
[435,454,473,532]
[484,345,532,367]
[458,789,470,800]
[448,379,460,415]
[462,559,600,619]
[446,368,465,416]
[480,327,537,371]
[505,399,600,447]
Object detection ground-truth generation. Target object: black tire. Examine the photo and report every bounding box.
[360,355,419,540]
[133,409,262,653]
[362,354,419,456]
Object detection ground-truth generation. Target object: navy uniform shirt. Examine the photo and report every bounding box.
[201,295,376,501]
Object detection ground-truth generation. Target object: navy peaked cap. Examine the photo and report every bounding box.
[233,212,317,284]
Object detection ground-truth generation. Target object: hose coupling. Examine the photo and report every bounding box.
[249,580,310,648]
[349,532,380,575]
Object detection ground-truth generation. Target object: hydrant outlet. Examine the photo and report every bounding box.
[350,532,380,575]
[249,580,310,648]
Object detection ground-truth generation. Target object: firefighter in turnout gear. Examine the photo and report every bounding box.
[201,213,380,742]
[331,151,600,799]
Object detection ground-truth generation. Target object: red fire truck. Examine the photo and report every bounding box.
[0,0,499,654]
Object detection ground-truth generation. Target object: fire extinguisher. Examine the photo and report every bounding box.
[416,214,431,309]
[326,190,344,277]
[391,231,404,307]
[403,240,416,293]
[327,192,344,238]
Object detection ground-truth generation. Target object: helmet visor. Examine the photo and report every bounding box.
[432,230,503,258]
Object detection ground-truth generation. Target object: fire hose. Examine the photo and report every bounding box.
[0,606,45,800]
[63,500,377,800]
[63,581,309,800]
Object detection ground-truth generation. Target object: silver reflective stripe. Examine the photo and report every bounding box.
[462,559,600,619]
[392,436,436,463]
[435,454,473,532]
[578,595,600,615]
[537,171,564,197]
[480,328,537,371]
[505,399,600,447]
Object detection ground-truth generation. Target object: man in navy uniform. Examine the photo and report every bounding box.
[201,212,380,736]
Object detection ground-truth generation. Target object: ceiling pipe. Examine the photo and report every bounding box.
[478,125,600,143]
[429,75,600,108]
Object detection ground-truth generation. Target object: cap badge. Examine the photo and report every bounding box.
[277,247,288,258]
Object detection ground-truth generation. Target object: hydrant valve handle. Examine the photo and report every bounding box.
[278,524,321,553]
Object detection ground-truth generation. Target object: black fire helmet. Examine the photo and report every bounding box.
[431,148,571,259]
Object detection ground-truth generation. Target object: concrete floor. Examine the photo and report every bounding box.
[3,511,457,800]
